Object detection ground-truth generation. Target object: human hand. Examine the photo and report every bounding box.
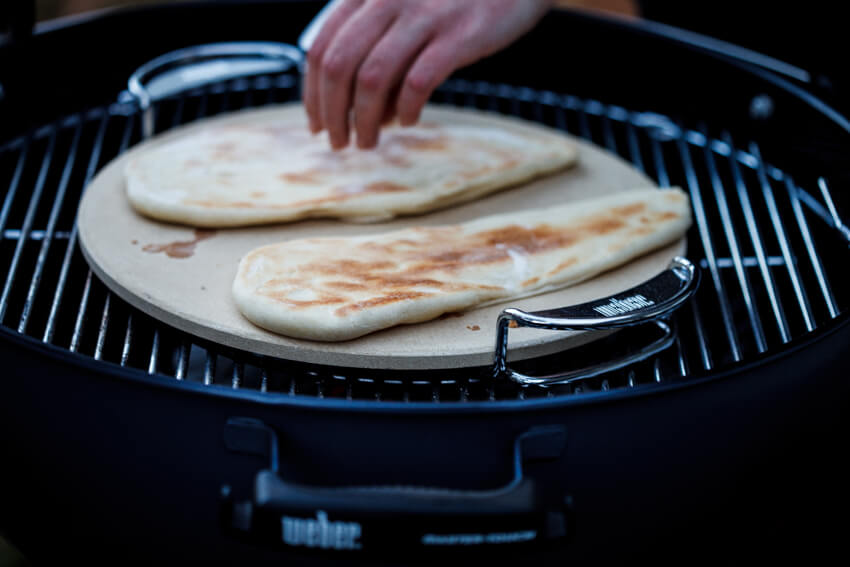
[303,0,554,150]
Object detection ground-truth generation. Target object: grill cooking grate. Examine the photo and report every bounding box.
[1,73,847,402]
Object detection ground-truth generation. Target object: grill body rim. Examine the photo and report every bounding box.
[2,315,848,412]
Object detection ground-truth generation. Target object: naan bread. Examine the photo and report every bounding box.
[232,187,691,341]
[124,105,578,227]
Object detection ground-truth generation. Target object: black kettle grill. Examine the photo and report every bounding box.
[1,1,849,564]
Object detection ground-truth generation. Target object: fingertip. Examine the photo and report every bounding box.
[398,114,417,127]
[330,132,350,151]
[398,105,423,127]
[356,133,379,150]
[353,120,376,148]
[308,113,323,134]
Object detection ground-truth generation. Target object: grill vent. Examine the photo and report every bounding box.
[1,74,847,403]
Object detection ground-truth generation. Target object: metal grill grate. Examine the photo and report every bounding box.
[1,73,847,403]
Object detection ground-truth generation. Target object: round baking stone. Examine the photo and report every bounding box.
[78,104,686,370]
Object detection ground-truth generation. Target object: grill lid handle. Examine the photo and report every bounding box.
[493,256,699,386]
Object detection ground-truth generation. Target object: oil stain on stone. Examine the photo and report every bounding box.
[142,229,217,259]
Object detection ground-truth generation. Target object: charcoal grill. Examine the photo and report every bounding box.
[1,1,849,564]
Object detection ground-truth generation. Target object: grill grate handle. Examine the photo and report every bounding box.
[125,42,304,138]
[493,256,699,386]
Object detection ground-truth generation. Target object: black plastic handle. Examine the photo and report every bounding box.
[222,418,568,554]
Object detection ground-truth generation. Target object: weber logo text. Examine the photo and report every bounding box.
[593,294,655,317]
[281,510,362,550]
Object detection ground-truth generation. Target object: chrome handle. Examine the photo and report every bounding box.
[126,42,304,138]
[493,257,699,386]
[298,0,346,54]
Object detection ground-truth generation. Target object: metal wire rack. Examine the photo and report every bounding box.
[0,72,847,403]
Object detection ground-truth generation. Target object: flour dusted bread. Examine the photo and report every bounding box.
[124,105,578,227]
[232,188,692,341]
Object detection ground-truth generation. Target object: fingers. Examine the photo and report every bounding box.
[352,19,433,148]
[303,0,364,134]
[396,35,466,127]
[381,82,402,125]
[319,8,399,149]
[305,0,554,150]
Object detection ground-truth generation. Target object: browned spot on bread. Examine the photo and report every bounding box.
[332,181,411,197]
[401,223,584,273]
[655,211,681,221]
[382,154,413,168]
[630,226,654,237]
[250,191,267,198]
[522,277,540,287]
[335,291,430,317]
[142,229,216,259]
[323,281,370,291]
[611,203,647,217]
[261,293,348,309]
[390,133,449,151]
[496,158,521,171]
[364,277,447,289]
[478,224,576,252]
[183,199,257,208]
[280,170,322,184]
[548,257,578,277]
[304,259,398,277]
[460,167,492,180]
[212,142,236,160]
[364,181,410,193]
[201,179,413,212]
[467,325,481,331]
[585,217,626,235]
[663,190,686,203]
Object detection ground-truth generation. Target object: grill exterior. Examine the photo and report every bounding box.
[1,2,849,563]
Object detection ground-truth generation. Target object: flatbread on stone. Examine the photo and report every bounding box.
[124,105,578,227]
[232,187,692,341]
